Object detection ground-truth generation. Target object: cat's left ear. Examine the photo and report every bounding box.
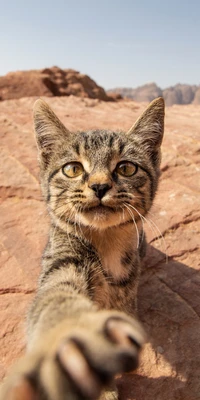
[126,97,165,151]
[33,99,72,167]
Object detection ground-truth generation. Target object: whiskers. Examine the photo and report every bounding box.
[123,200,168,262]
[123,203,140,248]
[74,205,92,251]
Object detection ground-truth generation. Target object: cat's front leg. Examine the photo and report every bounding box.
[0,310,145,400]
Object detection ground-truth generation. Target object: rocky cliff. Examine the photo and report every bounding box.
[0,66,114,101]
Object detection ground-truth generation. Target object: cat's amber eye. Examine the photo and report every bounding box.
[116,161,137,177]
[62,162,84,178]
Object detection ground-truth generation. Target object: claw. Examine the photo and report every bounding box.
[58,340,102,399]
[105,318,146,349]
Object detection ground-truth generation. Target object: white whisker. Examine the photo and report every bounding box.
[127,203,168,262]
[123,203,140,248]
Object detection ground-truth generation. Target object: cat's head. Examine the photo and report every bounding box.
[33,98,164,230]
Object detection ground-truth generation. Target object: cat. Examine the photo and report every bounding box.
[0,97,164,400]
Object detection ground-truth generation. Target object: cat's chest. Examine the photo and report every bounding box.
[95,235,137,281]
[83,223,139,281]
[100,249,129,280]
[91,244,139,313]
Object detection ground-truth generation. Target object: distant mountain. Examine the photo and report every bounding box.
[108,83,200,105]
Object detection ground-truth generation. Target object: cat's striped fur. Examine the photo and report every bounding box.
[1,97,164,400]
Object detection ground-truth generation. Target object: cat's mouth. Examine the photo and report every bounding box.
[78,202,125,229]
[83,203,116,213]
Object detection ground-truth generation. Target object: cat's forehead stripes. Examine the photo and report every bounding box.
[70,130,127,172]
[72,130,126,156]
[68,130,127,173]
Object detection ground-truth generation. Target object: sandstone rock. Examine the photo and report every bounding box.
[0,67,113,101]
[0,97,200,399]
[106,92,123,100]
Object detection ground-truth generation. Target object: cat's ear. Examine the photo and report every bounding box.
[126,97,165,151]
[33,99,71,166]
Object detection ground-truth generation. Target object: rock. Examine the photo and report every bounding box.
[0,97,200,399]
[107,92,123,101]
[0,67,113,101]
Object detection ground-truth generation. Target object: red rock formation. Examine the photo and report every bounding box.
[0,67,113,101]
[0,97,200,399]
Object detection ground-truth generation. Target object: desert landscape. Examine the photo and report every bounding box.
[0,68,200,399]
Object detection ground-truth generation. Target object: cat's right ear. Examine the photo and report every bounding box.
[33,99,71,167]
[126,97,165,150]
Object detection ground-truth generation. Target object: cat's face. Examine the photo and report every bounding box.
[33,99,164,230]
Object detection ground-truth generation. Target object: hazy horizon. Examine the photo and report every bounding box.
[1,66,199,91]
[1,0,200,89]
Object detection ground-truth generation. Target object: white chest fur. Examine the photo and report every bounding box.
[85,222,140,281]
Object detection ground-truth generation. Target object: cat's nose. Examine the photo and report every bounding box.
[90,183,111,199]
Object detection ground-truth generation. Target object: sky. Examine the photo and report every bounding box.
[1,0,200,89]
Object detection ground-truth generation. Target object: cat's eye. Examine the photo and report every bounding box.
[62,162,84,178]
[116,161,137,177]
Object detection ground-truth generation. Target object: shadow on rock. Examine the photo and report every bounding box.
[117,245,200,400]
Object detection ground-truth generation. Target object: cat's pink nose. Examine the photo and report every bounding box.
[90,183,111,199]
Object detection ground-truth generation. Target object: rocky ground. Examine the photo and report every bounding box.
[0,96,200,399]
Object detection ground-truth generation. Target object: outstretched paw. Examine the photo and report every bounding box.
[1,312,145,400]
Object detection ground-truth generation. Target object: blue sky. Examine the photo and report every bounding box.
[1,0,200,89]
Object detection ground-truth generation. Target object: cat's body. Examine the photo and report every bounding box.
[0,98,164,400]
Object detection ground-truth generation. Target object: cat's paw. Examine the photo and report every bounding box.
[0,311,145,400]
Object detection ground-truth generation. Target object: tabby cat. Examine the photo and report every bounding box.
[1,97,164,400]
